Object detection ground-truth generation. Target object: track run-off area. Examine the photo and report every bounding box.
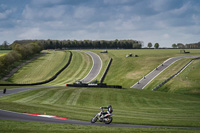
[0,50,200,130]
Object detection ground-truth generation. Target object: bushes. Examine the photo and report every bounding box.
[11,43,42,59]
[0,43,43,78]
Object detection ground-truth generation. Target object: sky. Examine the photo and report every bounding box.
[0,0,200,47]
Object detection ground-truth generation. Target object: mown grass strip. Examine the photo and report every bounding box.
[0,85,200,127]
[41,88,71,104]
[1,120,199,133]
[46,51,92,86]
[66,88,87,105]
[15,88,55,103]
[159,60,200,95]
[8,51,70,84]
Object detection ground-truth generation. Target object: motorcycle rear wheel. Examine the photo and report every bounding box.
[104,117,113,124]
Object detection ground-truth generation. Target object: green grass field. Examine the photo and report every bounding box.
[2,120,199,133]
[7,50,70,84]
[144,58,191,90]
[0,50,11,56]
[0,86,199,127]
[91,49,200,88]
[157,59,200,95]
[45,50,92,86]
[6,50,92,85]
[1,49,200,132]
[1,120,199,133]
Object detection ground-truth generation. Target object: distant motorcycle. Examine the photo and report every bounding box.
[91,107,113,124]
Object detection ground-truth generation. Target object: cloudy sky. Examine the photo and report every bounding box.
[0,0,200,47]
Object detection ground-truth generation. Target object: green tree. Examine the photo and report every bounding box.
[172,43,177,48]
[148,42,152,48]
[154,43,159,49]
[0,41,10,50]
[177,43,185,49]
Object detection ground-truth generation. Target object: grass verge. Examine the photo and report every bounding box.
[0,120,199,133]
[158,59,200,95]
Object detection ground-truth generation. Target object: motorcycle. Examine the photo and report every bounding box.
[91,107,113,124]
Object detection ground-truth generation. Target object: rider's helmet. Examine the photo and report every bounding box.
[108,104,113,113]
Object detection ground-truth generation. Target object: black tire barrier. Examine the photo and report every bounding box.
[0,51,72,86]
[152,57,200,91]
[100,58,113,83]
[65,83,122,89]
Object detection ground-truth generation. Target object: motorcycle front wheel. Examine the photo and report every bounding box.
[91,116,98,123]
[104,117,113,124]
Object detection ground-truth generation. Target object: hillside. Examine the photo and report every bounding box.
[91,49,200,89]
[0,49,200,132]
[0,86,200,127]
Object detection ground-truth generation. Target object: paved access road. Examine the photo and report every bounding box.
[131,56,200,89]
[80,51,102,83]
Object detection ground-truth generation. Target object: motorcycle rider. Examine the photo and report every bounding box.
[100,104,113,118]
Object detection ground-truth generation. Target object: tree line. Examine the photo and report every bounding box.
[14,39,143,49]
[0,42,43,78]
[0,41,11,50]
[146,41,200,49]
[172,42,200,49]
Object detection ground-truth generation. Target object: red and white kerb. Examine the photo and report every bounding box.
[23,113,67,119]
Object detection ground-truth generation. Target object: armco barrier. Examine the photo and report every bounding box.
[0,51,72,86]
[65,83,122,89]
[152,57,200,91]
[100,58,112,83]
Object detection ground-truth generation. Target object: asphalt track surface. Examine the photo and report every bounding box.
[80,51,102,83]
[131,55,200,89]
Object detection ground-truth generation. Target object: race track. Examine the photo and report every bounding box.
[0,109,199,129]
[80,51,102,83]
[0,54,200,129]
[131,55,200,89]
